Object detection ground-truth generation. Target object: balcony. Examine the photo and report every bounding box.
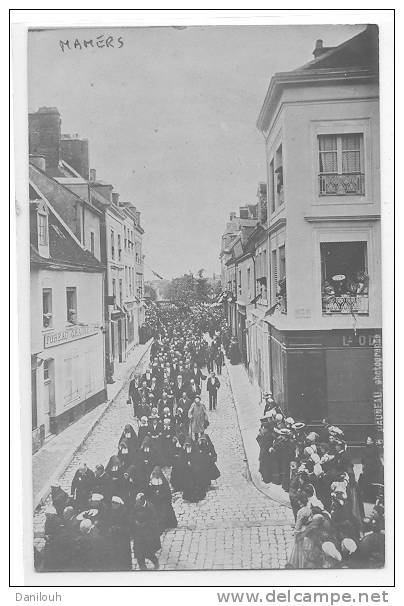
[319,173,365,196]
[322,294,369,315]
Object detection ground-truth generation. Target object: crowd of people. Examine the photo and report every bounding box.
[35,299,385,572]
[36,302,224,573]
[256,393,385,568]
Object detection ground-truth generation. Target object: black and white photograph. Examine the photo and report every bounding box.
[10,10,395,586]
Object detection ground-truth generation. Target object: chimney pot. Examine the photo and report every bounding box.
[90,168,96,182]
[112,192,120,206]
[315,39,323,49]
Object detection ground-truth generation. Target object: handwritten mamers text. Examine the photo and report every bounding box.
[59,35,124,52]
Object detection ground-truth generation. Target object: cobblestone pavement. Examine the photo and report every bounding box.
[34,363,294,570]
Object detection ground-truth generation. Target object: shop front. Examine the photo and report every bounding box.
[267,326,382,443]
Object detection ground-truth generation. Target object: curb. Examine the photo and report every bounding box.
[33,340,152,512]
[224,358,292,509]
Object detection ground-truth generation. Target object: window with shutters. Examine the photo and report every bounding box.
[269,159,275,214]
[42,288,53,328]
[111,230,115,260]
[64,355,80,404]
[271,249,278,306]
[318,134,364,195]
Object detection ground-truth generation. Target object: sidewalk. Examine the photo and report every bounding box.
[225,359,292,508]
[32,339,152,510]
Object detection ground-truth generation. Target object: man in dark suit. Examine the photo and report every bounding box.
[190,362,206,389]
[206,372,221,411]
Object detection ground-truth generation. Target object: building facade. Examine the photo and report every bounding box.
[221,26,382,442]
[30,189,106,453]
[29,106,146,448]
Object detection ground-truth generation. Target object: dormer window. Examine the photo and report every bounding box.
[38,213,48,245]
[36,201,50,258]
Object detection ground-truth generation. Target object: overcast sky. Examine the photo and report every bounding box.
[28,24,365,280]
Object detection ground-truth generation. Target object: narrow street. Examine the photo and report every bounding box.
[34,358,294,570]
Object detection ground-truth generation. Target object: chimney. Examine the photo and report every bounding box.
[112,192,120,206]
[313,39,324,57]
[29,154,46,172]
[230,212,236,221]
[89,168,96,182]
[60,134,89,179]
[28,107,61,173]
[312,39,334,58]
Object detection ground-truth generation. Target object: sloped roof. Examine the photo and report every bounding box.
[257,25,379,132]
[30,204,104,272]
[297,25,378,72]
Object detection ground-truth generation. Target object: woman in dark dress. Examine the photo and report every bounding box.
[117,439,133,470]
[137,416,150,447]
[162,417,175,465]
[256,421,275,484]
[170,436,185,491]
[197,434,220,486]
[181,440,207,503]
[228,338,241,365]
[136,436,156,493]
[70,464,95,513]
[131,493,161,570]
[118,424,140,462]
[145,466,178,532]
[104,496,132,571]
[148,413,164,466]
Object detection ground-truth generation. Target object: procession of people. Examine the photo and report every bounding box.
[37,302,224,572]
[256,393,385,568]
[35,300,384,572]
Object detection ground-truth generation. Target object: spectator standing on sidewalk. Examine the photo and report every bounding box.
[206,372,221,411]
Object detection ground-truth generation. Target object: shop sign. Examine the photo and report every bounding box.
[44,324,98,348]
[341,333,380,347]
[372,333,383,430]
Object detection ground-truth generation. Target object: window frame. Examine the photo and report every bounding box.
[38,212,48,246]
[66,287,77,324]
[42,288,53,329]
[311,120,371,203]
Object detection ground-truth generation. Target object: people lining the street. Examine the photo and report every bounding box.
[255,393,384,568]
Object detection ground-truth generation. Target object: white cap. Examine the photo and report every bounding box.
[112,496,124,505]
[91,493,103,502]
[341,538,357,554]
[322,541,342,561]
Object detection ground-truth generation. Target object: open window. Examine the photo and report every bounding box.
[321,241,369,314]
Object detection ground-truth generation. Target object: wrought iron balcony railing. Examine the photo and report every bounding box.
[319,173,365,196]
[322,294,369,315]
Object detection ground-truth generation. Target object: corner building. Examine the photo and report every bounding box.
[254,26,382,442]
